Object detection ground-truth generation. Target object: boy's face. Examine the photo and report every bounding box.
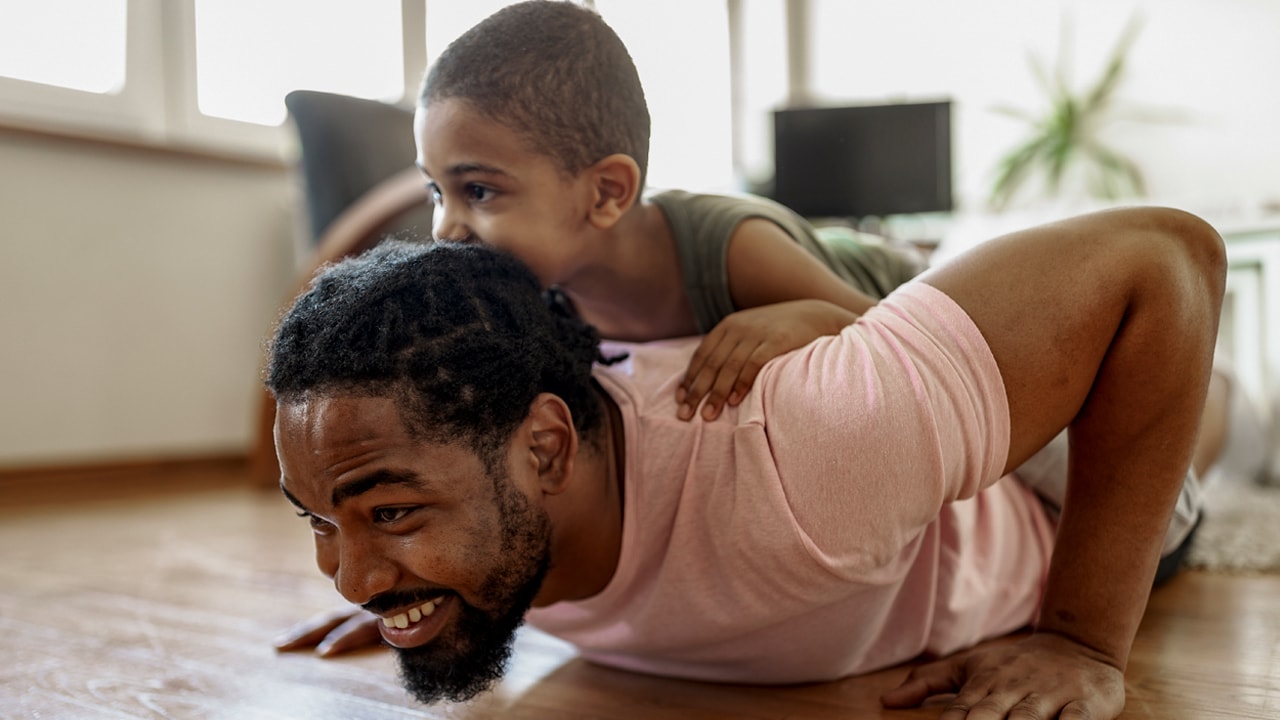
[415,99,595,289]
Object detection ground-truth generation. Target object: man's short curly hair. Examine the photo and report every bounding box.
[420,1,651,188]
[266,240,610,465]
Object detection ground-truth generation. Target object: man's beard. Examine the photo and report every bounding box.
[395,465,552,704]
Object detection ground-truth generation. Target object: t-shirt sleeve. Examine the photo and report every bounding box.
[753,281,1010,578]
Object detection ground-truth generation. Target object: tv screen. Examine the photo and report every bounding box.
[772,100,953,219]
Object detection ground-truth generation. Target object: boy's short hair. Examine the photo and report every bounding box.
[420,1,651,187]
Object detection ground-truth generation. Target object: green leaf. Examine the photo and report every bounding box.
[1084,15,1142,112]
[987,11,1149,209]
[990,103,1037,123]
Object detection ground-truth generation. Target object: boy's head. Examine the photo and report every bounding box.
[419,1,650,187]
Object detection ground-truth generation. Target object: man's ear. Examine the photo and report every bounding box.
[525,393,579,495]
[585,153,641,230]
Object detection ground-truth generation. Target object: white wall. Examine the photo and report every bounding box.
[776,0,1280,216]
[0,129,297,468]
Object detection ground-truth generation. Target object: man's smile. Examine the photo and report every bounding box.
[378,594,455,649]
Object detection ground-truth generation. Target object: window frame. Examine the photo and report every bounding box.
[0,0,738,181]
[0,0,428,162]
[0,0,166,142]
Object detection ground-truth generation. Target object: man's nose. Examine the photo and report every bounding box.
[317,535,399,606]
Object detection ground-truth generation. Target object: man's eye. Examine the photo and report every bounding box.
[296,511,332,533]
[373,507,414,524]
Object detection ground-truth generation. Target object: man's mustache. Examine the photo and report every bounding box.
[362,587,453,616]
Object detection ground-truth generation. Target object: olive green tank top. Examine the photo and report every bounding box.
[648,190,924,333]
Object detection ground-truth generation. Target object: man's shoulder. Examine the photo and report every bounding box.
[595,338,700,413]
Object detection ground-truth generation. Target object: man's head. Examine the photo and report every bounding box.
[414,2,649,287]
[267,241,607,702]
[267,240,607,460]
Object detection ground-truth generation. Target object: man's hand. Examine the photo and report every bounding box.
[676,300,857,421]
[273,606,383,657]
[880,632,1125,719]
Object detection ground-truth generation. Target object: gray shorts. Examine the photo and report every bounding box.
[1013,430,1201,559]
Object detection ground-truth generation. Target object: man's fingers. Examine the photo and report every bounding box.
[273,608,362,651]
[938,692,1018,720]
[1060,699,1104,719]
[884,634,1127,718]
[317,614,384,657]
[879,659,966,708]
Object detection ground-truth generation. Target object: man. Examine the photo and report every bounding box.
[268,206,1224,718]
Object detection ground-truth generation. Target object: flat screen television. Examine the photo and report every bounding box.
[772,100,953,219]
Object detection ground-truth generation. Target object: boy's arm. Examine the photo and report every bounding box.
[678,219,881,420]
[881,207,1225,719]
[677,299,857,420]
[724,218,879,314]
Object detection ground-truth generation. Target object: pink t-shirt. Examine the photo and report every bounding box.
[525,282,1055,684]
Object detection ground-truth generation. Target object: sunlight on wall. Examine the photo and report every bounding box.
[803,0,1280,214]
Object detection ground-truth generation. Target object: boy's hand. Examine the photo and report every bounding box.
[677,300,857,421]
[273,606,383,657]
[880,632,1126,719]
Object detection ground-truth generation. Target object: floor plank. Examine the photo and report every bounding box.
[2,464,1278,719]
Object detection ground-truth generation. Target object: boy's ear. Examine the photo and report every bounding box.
[585,153,641,230]
[524,393,579,496]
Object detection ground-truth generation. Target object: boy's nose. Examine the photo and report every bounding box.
[432,205,473,243]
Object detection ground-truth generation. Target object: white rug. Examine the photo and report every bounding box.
[1186,477,1280,573]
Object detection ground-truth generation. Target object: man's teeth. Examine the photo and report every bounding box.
[382,597,442,629]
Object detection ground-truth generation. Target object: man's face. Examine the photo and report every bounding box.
[414,98,593,289]
[275,394,552,703]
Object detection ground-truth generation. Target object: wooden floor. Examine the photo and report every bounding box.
[3,461,1279,720]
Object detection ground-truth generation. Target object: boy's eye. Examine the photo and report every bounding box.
[373,507,415,524]
[465,184,492,202]
[425,182,442,203]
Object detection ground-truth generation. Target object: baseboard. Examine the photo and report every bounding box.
[0,453,255,506]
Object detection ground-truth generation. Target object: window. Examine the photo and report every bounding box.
[425,0,518,66]
[0,0,733,182]
[423,0,734,192]
[192,0,405,127]
[597,0,734,192]
[0,0,127,93]
[0,0,421,158]
[0,0,163,140]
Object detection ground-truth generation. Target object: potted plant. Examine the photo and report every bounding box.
[989,17,1146,211]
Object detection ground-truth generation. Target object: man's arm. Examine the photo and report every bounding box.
[884,207,1226,718]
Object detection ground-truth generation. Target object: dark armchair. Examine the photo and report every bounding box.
[250,91,434,485]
